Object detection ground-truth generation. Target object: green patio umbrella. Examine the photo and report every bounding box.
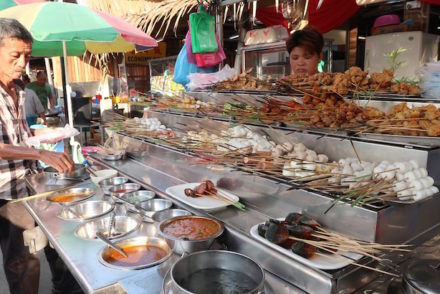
[0,2,157,130]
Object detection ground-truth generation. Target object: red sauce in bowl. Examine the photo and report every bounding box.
[103,244,168,267]
[162,217,221,240]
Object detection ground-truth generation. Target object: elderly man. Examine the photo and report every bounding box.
[0,18,74,294]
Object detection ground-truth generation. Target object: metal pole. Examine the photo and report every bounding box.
[60,57,68,117]
[44,58,57,104]
[63,41,75,144]
[58,0,67,110]
[215,5,224,49]
[215,3,224,69]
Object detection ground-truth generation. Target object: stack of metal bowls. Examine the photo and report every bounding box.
[108,183,141,202]
[74,215,141,240]
[136,199,173,221]
[117,190,155,212]
[57,200,114,221]
[98,176,129,195]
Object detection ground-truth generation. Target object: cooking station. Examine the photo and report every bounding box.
[24,168,301,293]
[23,94,440,293]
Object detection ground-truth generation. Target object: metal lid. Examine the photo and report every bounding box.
[403,259,440,294]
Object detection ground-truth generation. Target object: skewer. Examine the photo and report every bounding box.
[10,183,81,203]
[349,139,361,164]
[285,236,400,277]
[195,191,245,210]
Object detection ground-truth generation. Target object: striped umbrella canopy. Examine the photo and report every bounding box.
[0,2,157,56]
[0,2,157,129]
[0,0,42,10]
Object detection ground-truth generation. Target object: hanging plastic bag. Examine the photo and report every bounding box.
[195,34,226,68]
[189,5,218,53]
[173,44,216,87]
[185,30,197,64]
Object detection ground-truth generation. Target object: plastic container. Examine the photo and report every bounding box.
[373,15,400,29]
[142,107,150,118]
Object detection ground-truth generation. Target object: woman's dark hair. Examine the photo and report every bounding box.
[286,26,323,56]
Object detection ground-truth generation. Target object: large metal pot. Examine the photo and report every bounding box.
[402,259,440,294]
[158,215,223,255]
[170,250,265,294]
[44,164,86,180]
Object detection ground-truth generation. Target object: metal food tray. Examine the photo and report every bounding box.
[358,133,440,148]
[385,193,440,205]
[211,89,282,96]
[157,106,440,148]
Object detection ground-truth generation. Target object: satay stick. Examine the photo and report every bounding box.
[10,183,80,203]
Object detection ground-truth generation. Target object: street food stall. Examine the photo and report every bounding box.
[15,0,440,293]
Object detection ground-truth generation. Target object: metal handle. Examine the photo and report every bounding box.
[107,212,115,238]
[96,232,128,258]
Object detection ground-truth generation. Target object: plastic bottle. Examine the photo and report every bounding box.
[143,107,150,119]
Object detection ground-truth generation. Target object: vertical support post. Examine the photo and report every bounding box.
[45,58,57,103]
[63,41,75,145]
[215,3,224,69]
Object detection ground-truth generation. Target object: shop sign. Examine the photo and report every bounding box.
[125,42,167,65]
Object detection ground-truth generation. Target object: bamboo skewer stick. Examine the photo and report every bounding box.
[10,183,80,203]
[194,190,245,210]
[285,236,400,277]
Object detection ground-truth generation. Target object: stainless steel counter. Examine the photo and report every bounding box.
[91,131,440,293]
[25,173,302,294]
[25,174,167,293]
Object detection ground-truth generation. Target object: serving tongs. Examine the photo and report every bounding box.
[96,232,128,258]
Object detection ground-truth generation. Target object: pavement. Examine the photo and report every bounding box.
[0,250,52,294]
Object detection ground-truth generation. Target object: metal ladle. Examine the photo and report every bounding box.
[96,232,128,258]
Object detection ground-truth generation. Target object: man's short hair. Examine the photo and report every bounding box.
[0,18,33,47]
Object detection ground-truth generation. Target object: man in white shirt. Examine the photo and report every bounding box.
[22,74,45,125]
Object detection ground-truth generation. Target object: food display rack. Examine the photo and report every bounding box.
[108,87,440,292]
[114,110,440,243]
[97,124,439,293]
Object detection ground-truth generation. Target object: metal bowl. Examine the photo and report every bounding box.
[137,222,159,237]
[74,215,141,240]
[109,183,141,201]
[44,164,86,180]
[170,250,265,294]
[57,200,114,221]
[118,190,155,209]
[136,199,173,219]
[90,169,118,185]
[47,187,95,205]
[98,177,129,195]
[152,209,192,223]
[98,236,172,270]
[98,151,125,161]
[158,216,224,255]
